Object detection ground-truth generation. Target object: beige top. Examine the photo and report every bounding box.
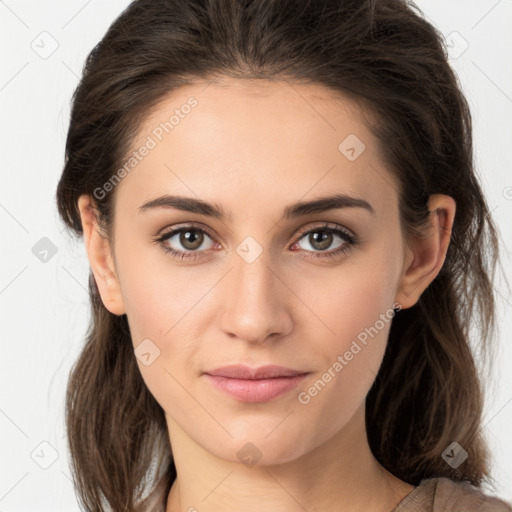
[390,477,512,512]
[141,476,512,512]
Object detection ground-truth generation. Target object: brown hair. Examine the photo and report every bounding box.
[55,0,504,510]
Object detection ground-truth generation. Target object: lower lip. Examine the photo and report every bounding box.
[204,374,309,403]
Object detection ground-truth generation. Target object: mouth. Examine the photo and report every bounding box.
[203,364,310,403]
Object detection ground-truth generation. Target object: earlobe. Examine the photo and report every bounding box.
[395,194,456,309]
[77,194,126,316]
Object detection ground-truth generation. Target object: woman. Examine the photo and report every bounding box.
[55,0,512,511]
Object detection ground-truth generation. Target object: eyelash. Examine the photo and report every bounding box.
[153,222,358,262]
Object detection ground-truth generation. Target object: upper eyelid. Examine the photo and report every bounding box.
[294,222,353,239]
[157,222,216,240]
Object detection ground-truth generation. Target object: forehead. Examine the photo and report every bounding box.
[114,77,397,221]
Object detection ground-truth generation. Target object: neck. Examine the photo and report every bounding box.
[165,403,414,512]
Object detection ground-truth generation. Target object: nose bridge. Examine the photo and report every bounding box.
[219,240,293,343]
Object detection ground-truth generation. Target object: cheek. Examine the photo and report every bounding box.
[294,255,400,352]
[115,252,214,411]
[116,236,209,343]
[292,250,400,419]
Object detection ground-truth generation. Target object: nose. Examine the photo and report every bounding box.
[219,249,294,345]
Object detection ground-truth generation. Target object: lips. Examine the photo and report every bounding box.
[203,364,310,403]
[204,364,308,379]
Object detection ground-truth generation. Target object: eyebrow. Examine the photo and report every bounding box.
[138,193,375,220]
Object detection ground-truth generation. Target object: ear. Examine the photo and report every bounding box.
[395,194,456,309]
[77,194,126,316]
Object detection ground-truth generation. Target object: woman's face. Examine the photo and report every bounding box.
[97,77,414,464]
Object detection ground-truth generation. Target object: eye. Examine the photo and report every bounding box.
[154,224,218,261]
[290,223,357,260]
[153,222,358,262]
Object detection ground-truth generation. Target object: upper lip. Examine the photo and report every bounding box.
[204,364,309,379]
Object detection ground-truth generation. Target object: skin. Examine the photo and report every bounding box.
[78,76,455,512]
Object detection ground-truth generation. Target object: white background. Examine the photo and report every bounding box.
[1,0,511,510]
